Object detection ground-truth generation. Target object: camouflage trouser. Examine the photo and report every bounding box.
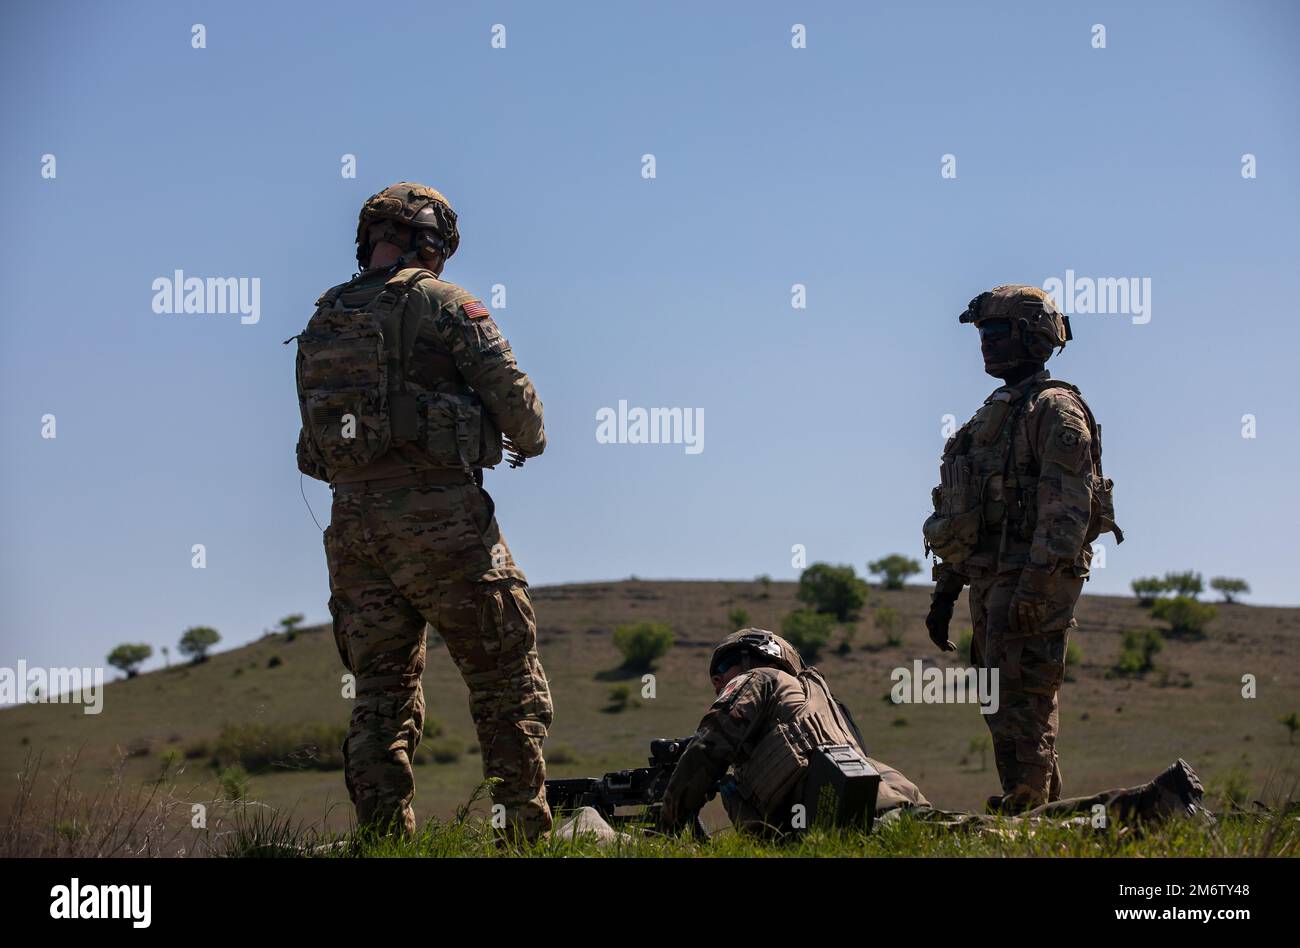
[884,780,1155,831]
[969,570,1083,811]
[324,480,553,839]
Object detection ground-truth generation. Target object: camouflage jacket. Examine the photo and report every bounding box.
[322,267,545,483]
[928,370,1107,583]
[662,666,927,829]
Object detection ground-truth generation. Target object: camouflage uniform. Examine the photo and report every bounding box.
[296,184,552,838]
[924,286,1121,812]
[662,630,929,833]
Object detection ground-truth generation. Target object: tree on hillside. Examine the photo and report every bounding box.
[612,621,674,672]
[867,554,922,591]
[279,613,306,640]
[1209,577,1250,604]
[179,626,221,664]
[1163,570,1203,599]
[1130,577,1168,607]
[107,643,152,679]
[797,563,868,621]
[780,609,835,662]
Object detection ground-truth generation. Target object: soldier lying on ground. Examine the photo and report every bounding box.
[627,629,1207,840]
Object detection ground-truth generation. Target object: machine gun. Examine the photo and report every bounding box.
[544,736,708,837]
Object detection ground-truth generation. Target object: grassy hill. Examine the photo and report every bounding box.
[3,579,1298,852]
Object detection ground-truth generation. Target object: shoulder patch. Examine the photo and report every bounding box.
[462,299,490,320]
[717,671,754,705]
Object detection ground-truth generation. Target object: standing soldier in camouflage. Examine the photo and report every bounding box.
[922,285,1123,814]
[291,182,552,840]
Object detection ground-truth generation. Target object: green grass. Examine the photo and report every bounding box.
[218,801,1297,859]
[6,751,1294,859]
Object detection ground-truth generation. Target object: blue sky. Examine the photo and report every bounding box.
[2,0,1297,678]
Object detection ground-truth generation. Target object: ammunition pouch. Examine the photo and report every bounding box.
[416,390,502,472]
[923,457,984,563]
[803,744,882,831]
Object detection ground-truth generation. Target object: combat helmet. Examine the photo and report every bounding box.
[959,284,1072,362]
[709,629,804,678]
[355,181,460,269]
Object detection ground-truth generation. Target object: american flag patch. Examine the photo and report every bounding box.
[462,299,490,320]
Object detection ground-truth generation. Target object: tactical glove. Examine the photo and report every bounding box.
[925,574,964,652]
[1008,567,1053,636]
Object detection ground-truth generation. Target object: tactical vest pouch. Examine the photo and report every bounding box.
[802,744,881,831]
[922,456,983,563]
[1086,474,1122,544]
[418,391,501,471]
[735,721,810,819]
[389,392,420,443]
[294,314,391,478]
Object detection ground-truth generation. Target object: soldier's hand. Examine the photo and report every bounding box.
[925,586,960,652]
[502,437,527,469]
[656,799,683,834]
[1008,568,1052,636]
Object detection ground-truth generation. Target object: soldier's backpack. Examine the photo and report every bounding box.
[288,270,422,482]
[290,267,503,483]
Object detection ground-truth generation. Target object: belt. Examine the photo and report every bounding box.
[332,468,476,494]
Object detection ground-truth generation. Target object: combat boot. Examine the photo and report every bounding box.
[1137,759,1214,825]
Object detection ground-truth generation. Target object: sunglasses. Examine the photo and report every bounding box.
[978,319,1013,341]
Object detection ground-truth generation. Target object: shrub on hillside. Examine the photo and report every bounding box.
[797,563,868,621]
[211,722,346,773]
[874,606,903,646]
[1151,596,1216,638]
[604,684,633,713]
[780,609,835,662]
[612,621,674,671]
[1112,629,1163,676]
[1065,641,1084,681]
[426,739,463,764]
